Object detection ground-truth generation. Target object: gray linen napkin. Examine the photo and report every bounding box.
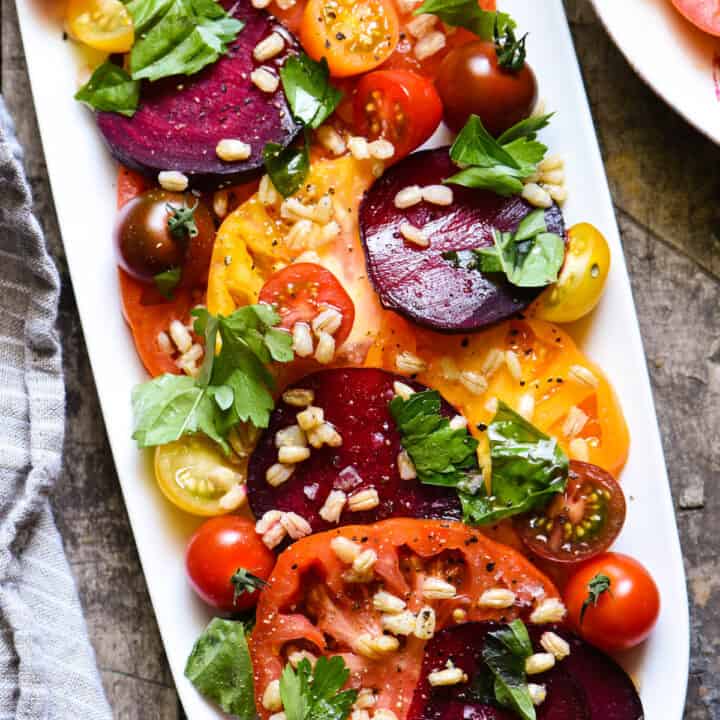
[0,97,113,719]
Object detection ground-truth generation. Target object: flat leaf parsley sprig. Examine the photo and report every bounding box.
[131,304,293,452]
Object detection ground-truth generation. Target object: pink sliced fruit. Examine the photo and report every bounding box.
[246,368,461,538]
[96,2,301,188]
[359,148,565,333]
[408,623,643,720]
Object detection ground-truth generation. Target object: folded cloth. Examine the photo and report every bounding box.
[0,97,112,719]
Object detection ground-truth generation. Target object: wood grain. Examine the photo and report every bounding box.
[1,0,717,717]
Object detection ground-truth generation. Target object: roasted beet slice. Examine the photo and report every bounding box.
[359,148,565,332]
[408,623,643,720]
[247,368,461,536]
[96,3,300,187]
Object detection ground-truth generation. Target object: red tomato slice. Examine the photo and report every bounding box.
[250,519,559,720]
[515,461,626,565]
[671,0,720,36]
[258,263,355,347]
[353,70,443,161]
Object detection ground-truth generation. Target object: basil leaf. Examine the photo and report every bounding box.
[263,137,310,197]
[390,390,480,487]
[126,0,244,82]
[75,62,140,117]
[460,401,567,525]
[445,166,525,197]
[281,53,343,129]
[450,114,521,170]
[184,618,255,720]
[496,114,553,145]
[153,267,182,298]
[413,0,514,41]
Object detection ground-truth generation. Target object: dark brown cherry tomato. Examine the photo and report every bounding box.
[564,552,660,652]
[185,516,276,613]
[434,40,538,136]
[353,70,443,161]
[515,461,626,565]
[115,188,215,288]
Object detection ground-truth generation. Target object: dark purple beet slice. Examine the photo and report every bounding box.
[359,148,565,332]
[247,368,461,536]
[96,2,300,187]
[408,623,643,720]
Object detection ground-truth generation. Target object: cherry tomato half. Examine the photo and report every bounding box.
[434,40,538,136]
[258,263,355,347]
[67,0,134,53]
[115,189,215,290]
[564,552,661,652]
[533,223,611,324]
[516,461,626,565]
[300,0,399,77]
[353,70,443,161]
[186,516,276,613]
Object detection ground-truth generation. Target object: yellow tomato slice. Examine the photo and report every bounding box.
[67,0,134,53]
[532,223,611,324]
[154,434,250,516]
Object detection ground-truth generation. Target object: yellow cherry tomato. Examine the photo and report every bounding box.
[154,431,255,516]
[67,0,134,53]
[533,223,611,324]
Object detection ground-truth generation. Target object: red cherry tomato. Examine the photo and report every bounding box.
[258,263,355,347]
[564,552,661,652]
[671,0,720,36]
[353,70,443,161]
[186,516,276,613]
[516,461,626,565]
[434,40,537,136]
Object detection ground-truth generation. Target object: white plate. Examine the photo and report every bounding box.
[13,0,689,717]
[591,0,720,144]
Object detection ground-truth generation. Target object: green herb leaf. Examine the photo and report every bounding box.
[445,113,553,196]
[460,401,568,525]
[280,656,357,720]
[482,620,536,720]
[580,573,612,624]
[263,136,311,198]
[167,200,199,239]
[184,617,255,720]
[153,267,183,299]
[471,209,565,288]
[281,53,343,129]
[390,390,480,487]
[413,0,514,41]
[126,0,244,82]
[231,567,268,603]
[131,304,293,451]
[75,62,141,117]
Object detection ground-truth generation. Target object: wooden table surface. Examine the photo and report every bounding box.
[1,0,717,717]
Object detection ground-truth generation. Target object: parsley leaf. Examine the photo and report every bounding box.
[126,0,244,82]
[390,390,480,487]
[413,0,514,41]
[184,617,255,720]
[460,401,568,525]
[482,620,536,720]
[471,208,565,288]
[281,656,357,720]
[131,304,293,451]
[281,53,343,129]
[75,62,141,117]
[263,136,311,198]
[154,267,182,298]
[231,567,268,603]
[167,200,199,239]
[446,114,553,196]
[580,573,612,624]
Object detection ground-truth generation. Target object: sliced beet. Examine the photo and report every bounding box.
[247,368,461,536]
[359,148,565,332]
[96,2,300,187]
[407,623,643,720]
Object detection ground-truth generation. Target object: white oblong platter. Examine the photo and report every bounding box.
[13,0,690,717]
[591,0,720,144]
